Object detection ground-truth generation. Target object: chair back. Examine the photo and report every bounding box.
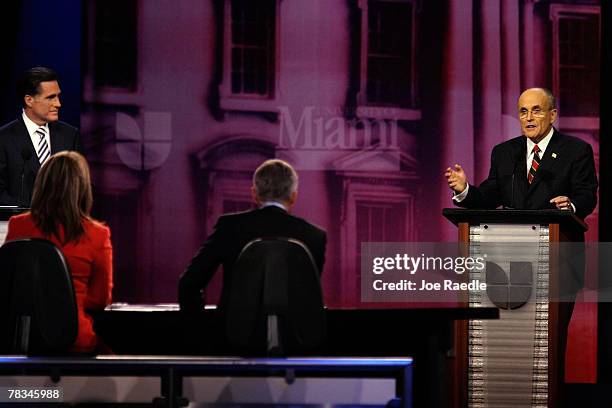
[225,237,325,355]
[0,238,77,354]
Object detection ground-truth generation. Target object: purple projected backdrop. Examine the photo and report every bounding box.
[80,1,600,381]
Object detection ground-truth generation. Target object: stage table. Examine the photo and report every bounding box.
[92,304,498,407]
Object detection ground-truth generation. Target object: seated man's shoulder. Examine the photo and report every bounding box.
[222,207,326,237]
[220,208,256,221]
[214,208,258,230]
[285,212,326,236]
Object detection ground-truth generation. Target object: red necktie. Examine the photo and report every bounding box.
[528,145,541,184]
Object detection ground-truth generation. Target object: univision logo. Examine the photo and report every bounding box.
[485,261,533,310]
[115,112,172,171]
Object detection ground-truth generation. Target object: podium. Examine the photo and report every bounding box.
[443,209,587,408]
[0,207,27,245]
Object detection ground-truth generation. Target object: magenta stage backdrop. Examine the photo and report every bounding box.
[80,1,600,382]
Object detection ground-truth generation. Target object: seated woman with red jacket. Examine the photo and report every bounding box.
[6,151,113,353]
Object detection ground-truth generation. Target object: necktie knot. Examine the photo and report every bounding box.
[532,144,540,155]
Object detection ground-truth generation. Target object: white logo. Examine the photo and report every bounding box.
[115,112,172,170]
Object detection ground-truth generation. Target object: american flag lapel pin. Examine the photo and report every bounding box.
[552,153,557,159]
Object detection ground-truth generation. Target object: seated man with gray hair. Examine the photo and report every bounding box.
[178,159,327,313]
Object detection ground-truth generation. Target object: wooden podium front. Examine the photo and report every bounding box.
[443,209,587,408]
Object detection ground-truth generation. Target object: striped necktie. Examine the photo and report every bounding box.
[527,145,541,184]
[35,126,50,165]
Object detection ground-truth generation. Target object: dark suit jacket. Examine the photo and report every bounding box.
[0,117,82,206]
[178,205,327,312]
[457,130,597,296]
[457,130,598,219]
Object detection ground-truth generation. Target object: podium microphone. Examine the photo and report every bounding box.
[506,153,521,210]
[20,147,32,206]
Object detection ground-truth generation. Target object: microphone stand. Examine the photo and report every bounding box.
[506,153,521,210]
[19,148,32,207]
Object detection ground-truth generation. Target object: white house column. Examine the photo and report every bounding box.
[477,0,503,183]
[501,0,522,139]
[440,0,474,241]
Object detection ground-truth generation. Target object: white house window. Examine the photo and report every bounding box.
[550,5,600,121]
[213,178,253,221]
[357,201,407,244]
[338,175,417,304]
[220,0,280,113]
[230,0,275,96]
[357,0,420,121]
[83,0,141,105]
[93,0,138,90]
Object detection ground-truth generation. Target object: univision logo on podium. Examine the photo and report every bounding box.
[485,261,533,310]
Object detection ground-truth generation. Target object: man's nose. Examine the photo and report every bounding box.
[54,97,61,108]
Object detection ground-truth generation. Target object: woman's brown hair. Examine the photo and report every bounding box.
[30,151,93,244]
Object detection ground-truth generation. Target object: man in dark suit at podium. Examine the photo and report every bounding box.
[0,67,82,206]
[444,87,597,396]
[444,87,597,293]
[444,87,597,219]
[178,159,327,313]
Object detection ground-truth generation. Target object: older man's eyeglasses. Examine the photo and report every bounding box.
[519,108,549,119]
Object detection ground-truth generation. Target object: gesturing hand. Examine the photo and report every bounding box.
[444,164,468,194]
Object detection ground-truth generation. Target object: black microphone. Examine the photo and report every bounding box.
[19,147,32,207]
[506,153,521,210]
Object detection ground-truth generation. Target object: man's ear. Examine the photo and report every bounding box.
[288,190,297,207]
[251,186,260,205]
[24,95,33,108]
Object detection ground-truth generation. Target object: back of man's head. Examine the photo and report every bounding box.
[253,159,298,203]
[17,67,58,108]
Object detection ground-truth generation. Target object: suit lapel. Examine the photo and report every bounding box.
[513,138,529,204]
[527,131,562,193]
[49,122,66,154]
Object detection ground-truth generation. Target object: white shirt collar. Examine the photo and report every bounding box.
[260,201,287,211]
[22,110,48,137]
[526,126,554,156]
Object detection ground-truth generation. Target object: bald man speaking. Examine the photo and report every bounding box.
[444,87,597,219]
